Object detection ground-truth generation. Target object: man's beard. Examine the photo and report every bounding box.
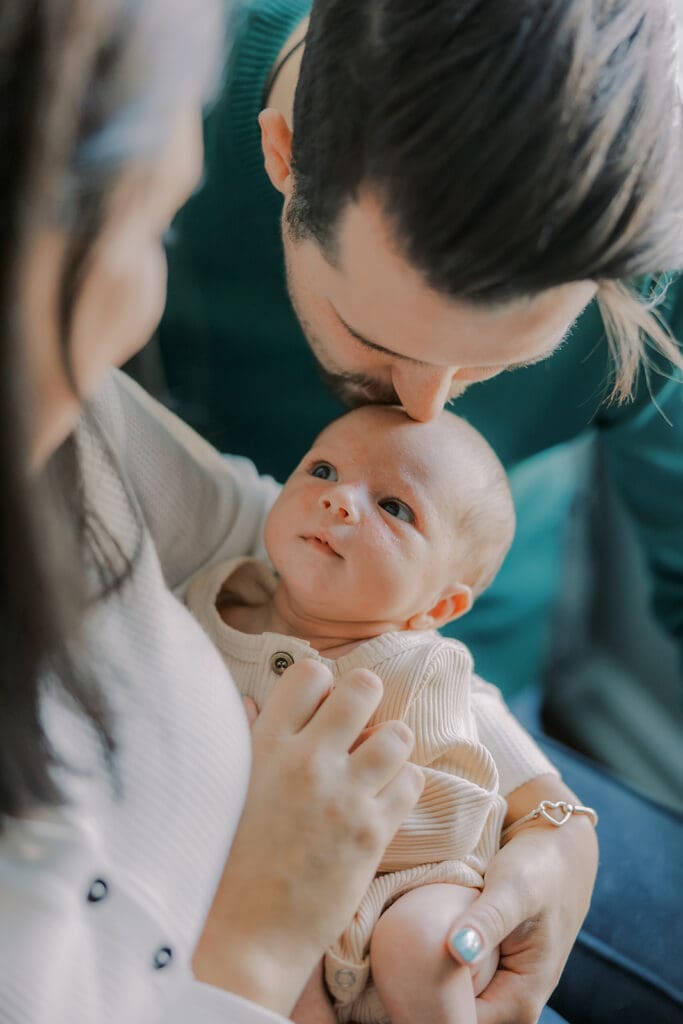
[314,359,469,410]
[314,360,401,409]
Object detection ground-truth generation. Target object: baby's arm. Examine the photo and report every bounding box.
[371,883,498,1024]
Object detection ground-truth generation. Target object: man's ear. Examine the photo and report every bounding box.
[259,108,294,196]
[406,585,473,631]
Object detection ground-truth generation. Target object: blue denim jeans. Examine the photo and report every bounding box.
[524,732,683,1024]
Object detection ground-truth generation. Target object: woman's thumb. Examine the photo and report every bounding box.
[446,882,520,965]
[242,695,260,729]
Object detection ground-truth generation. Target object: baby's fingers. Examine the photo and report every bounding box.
[255,658,333,736]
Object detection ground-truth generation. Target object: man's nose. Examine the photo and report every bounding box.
[319,485,359,522]
[391,363,457,422]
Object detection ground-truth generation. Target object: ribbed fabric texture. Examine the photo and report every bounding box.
[187,557,558,1021]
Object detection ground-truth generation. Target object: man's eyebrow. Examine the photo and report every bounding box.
[334,309,425,365]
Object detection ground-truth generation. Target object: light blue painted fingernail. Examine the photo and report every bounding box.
[450,927,482,963]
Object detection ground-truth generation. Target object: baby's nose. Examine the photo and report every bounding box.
[319,487,358,522]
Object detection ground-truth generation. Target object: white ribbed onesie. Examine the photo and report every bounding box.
[187,557,554,1024]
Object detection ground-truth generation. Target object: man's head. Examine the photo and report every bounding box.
[261,0,683,416]
[264,406,515,631]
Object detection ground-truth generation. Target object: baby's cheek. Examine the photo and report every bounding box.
[363,530,411,595]
[263,501,288,564]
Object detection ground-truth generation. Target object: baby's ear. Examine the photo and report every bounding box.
[406,584,473,631]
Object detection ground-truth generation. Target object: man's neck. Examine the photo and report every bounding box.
[265,17,309,127]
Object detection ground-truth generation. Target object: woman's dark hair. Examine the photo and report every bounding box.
[289,0,683,400]
[0,0,222,821]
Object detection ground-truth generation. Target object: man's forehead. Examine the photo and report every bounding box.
[321,192,597,368]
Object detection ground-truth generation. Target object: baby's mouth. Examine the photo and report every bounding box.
[302,533,343,558]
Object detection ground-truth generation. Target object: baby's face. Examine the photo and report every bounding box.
[264,407,473,627]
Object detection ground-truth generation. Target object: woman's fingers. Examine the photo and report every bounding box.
[256,662,418,798]
[255,664,396,763]
[349,720,417,791]
[376,760,425,821]
[444,799,598,1024]
[348,722,385,753]
[474,970,544,1024]
[447,873,524,966]
[254,658,334,735]
[446,869,547,1024]
[306,667,385,749]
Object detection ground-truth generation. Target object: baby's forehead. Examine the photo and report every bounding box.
[315,409,480,500]
[316,406,408,439]
[318,407,459,446]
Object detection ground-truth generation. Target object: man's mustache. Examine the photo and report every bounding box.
[314,360,400,408]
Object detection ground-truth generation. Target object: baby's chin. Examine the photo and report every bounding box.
[284,583,354,620]
[276,578,367,625]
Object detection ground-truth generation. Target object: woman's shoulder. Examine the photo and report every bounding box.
[83,368,129,454]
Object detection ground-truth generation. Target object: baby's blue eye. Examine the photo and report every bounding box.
[310,461,338,481]
[379,498,415,523]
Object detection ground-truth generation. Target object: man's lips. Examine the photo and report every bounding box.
[301,533,343,558]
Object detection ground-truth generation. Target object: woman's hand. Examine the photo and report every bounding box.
[194,658,424,1016]
[447,775,599,1024]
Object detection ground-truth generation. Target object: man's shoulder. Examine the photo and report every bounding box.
[221,0,313,112]
[184,0,313,216]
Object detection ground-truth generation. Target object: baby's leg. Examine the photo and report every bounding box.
[370,883,497,1024]
[291,958,337,1024]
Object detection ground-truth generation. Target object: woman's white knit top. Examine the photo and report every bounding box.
[0,371,287,1024]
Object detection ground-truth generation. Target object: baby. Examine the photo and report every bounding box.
[188,406,518,1024]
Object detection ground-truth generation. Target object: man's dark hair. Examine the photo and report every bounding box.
[289,0,682,304]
